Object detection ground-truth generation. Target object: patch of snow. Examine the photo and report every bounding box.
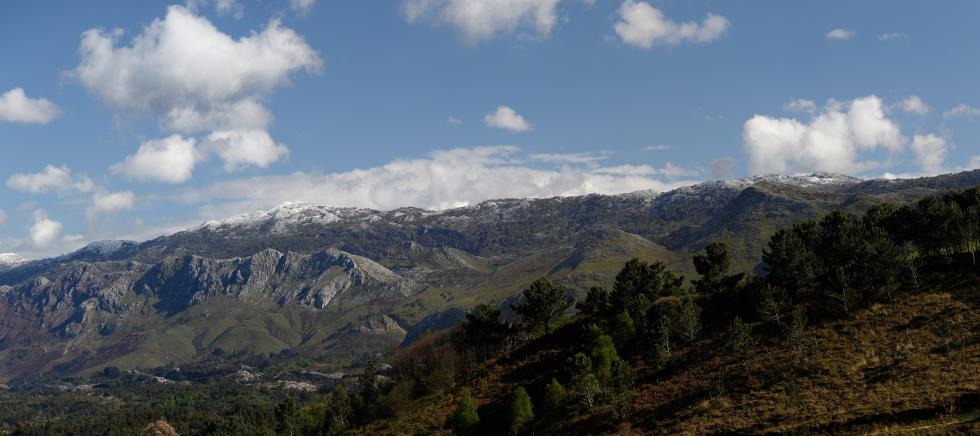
[0,253,27,267]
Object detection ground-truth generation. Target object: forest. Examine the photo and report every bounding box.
[2,186,979,435]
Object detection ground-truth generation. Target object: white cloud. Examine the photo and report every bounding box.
[448,116,462,125]
[878,32,908,41]
[0,88,61,124]
[289,0,316,13]
[826,28,854,40]
[30,210,64,249]
[6,165,95,194]
[175,146,697,215]
[0,210,6,226]
[709,157,736,179]
[642,144,672,151]
[529,151,610,164]
[897,95,929,115]
[969,156,980,170]
[484,105,532,132]
[613,0,728,49]
[185,0,243,17]
[742,95,906,175]
[112,135,201,183]
[202,129,289,170]
[784,98,817,114]
[73,5,320,175]
[943,104,980,119]
[90,191,136,214]
[402,0,561,44]
[910,134,948,175]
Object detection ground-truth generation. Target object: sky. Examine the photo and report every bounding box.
[1,0,980,259]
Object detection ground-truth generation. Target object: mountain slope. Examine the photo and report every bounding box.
[1,170,979,382]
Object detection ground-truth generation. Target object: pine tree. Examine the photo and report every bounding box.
[610,310,636,350]
[590,335,619,384]
[576,286,611,318]
[509,387,534,434]
[358,361,379,404]
[692,241,732,294]
[725,317,758,370]
[275,398,298,436]
[610,258,685,332]
[324,386,352,434]
[757,284,789,327]
[448,388,480,435]
[512,277,573,334]
[607,360,635,419]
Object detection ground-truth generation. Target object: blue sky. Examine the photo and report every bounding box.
[1,0,979,258]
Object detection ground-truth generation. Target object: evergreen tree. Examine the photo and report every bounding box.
[607,360,636,419]
[567,353,599,411]
[462,303,508,359]
[725,317,758,369]
[590,335,619,384]
[692,241,732,294]
[576,286,611,318]
[448,388,480,435]
[763,221,819,302]
[610,258,685,332]
[756,284,789,327]
[323,386,352,434]
[358,361,380,405]
[610,310,636,350]
[274,398,298,436]
[785,305,808,364]
[509,387,534,434]
[543,378,567,412]
[512,277,573,334]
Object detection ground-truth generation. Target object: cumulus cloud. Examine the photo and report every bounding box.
[402,0,561,44]
[784,98,817,114]
[0,88,61,124]
[202,129,289,170]
[90,191,135,214]
[826,28,854,40]
[30,210,64,249]
[484,105,532,132]
[742,95,906,175]
[613,0,728,49]
[175,146,697,216]
[73,5,319,175]
[112,135,201,183]
[910,134,948,175]
[86,190,136,224]
[6,165,95,194]
[897,95,929,115]
[943,104,980,119]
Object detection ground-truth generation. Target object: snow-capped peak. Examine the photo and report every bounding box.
[198,201,376,233]
[0,253,27,267]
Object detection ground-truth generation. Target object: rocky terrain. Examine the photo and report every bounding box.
[1,170,979,382]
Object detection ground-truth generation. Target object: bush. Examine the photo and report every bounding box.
[509,387,534,434]
[448,388,480,435]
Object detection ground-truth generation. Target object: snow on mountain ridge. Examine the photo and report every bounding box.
[0,253,27,267]
[192,173,864,233]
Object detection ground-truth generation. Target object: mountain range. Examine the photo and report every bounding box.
[2,170,979,382]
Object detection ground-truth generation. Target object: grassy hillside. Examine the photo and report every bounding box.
[360,265,980,435]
